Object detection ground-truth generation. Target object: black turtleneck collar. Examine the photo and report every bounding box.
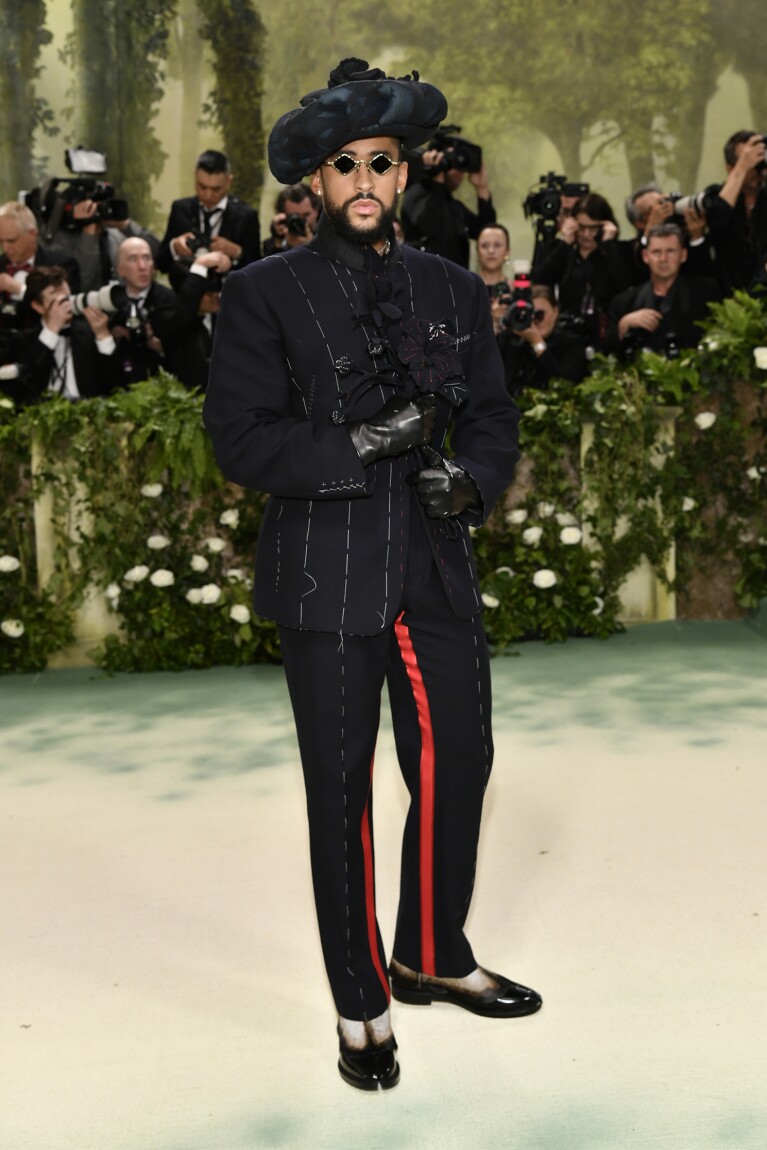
[308,211,401,272]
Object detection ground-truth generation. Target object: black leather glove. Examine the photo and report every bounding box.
[347,394,437,466]
[406,445,482,519]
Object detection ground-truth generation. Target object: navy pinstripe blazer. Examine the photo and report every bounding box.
[203,216,519,635]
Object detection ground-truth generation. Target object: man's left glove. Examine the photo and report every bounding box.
[406,445,482,519]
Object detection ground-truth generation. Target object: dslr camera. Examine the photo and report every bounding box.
[428,125,483,174]
[23,148,129,243]
[664,188,719,218]
[502,261,535,333]
[67,282,129,317]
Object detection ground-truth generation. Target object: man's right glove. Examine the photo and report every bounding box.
[406,445,482,519]
[347,394,437,466]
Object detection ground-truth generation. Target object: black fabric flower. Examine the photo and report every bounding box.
[398,318,464,394]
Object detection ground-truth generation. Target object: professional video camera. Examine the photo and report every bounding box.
[524,172,589,229]
[502,261,534,333]
[428,125,483,174]
[23,148,130,243]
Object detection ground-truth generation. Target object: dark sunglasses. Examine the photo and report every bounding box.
[323,153,402,177]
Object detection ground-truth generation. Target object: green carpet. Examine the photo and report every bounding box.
[2,618,766,1149]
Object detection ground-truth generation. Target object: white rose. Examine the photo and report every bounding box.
[205,537,227,553]
[559,526,583,545]
[190,554,209,572]
[147,534,171,550]
[141,483,163,498]
[0,555,21,573]
[219,508,240,529]
[681,497,697,512]
[694,411,717,431]
[592,596,605,616]
[705,339,719,352]
[522,526,543,546]
[532,569,557,589]
[150,569,175,587]
[225,568,247,583]
[124,565,149,583]
[229,604,251,624]
[1,618,24,638]
[505,508,528,525]
[481,593,500,609]
[753,346,767,369]
[494,566,515,577]
[537,501,555,519]
[200,583,222,604]
[104,582,121,601]
[0,397,14,410]
[555,512,578,527]
[527,404,548,420]
[186,588,203,604]
[746,466,761,480]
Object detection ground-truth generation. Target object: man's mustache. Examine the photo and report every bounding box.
[345,192,384,206]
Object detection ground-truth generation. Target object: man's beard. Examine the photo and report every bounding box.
[322,192,397,247]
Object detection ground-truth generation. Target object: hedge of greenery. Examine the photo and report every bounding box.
[1,291,765,674]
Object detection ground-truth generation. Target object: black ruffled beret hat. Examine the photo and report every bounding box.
[268,58,448,184]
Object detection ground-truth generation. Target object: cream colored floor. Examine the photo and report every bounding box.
[1,620,766,1150]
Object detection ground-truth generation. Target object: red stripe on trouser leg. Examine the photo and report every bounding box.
[361,757,391,1002]
[394,612,436,976]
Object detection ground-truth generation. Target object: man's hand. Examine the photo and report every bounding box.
[643,199,674,233]
[72,199,100,234]
[83,306,110,340]
[559,216,579,245]
[193,250,232,274]
[347,394,436,466]
[682,205,707,242]
[419,148,445,171]
[407,446,481,519]
[171,232,197,259]
[734,134,766,176]
[468,160,491,199]
[618,308,662,340]
[0,272,22,295]
[598,220,619,242]
[43,292,74,334]
[210,235,242,260]
[518,320,546,348]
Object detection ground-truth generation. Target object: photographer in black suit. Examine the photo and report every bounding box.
[1,203,81,354]
[3,266,120,405]
[607,224,720,359]
[706,130,767,294]
[157,150,260,290]
[264,183,321,255]
[109,237,181,387]
[167,249,232,392]
[497,285,588,398]
[400,132,496,267]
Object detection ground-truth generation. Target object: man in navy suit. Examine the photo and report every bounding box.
[157,149,260,290]
[204,60,542,1092]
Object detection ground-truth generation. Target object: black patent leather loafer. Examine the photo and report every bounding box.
[390,966,542,1018]
[338,1037,400,1091]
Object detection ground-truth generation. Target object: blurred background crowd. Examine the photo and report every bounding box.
[2,0,767,405]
